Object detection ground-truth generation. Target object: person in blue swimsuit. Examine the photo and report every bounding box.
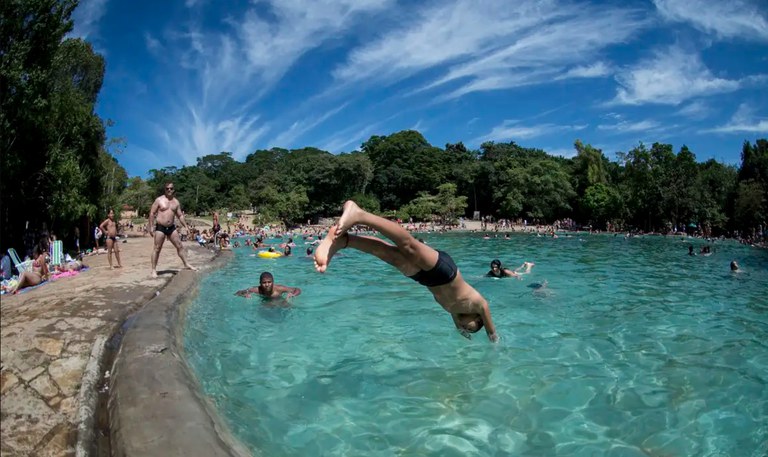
[314,200,498,342]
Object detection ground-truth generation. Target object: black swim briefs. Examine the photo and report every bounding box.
[155,224,176,236]
[408,250,458,287]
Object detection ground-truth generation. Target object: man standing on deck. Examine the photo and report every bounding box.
[148,182,198,278]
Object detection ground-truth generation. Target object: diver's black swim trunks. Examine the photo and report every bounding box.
[408,250,458,287]
[155,224,176,236]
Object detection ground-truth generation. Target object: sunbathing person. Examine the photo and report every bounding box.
[8,244,49,294]
[314,200,499,342]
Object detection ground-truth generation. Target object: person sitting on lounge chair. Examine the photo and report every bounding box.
[7,243,49,294]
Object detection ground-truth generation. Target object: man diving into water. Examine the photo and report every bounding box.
[314,200,499,342]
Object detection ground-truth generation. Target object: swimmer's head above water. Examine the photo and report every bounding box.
[259,272,274,295]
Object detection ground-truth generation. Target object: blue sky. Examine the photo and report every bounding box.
[71,0,768,178]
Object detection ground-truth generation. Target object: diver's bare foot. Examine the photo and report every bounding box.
[336,200,363,237]
[314,225,347,273]
[150,270,158,278]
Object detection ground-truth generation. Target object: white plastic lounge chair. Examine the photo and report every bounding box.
[7,248,32,274]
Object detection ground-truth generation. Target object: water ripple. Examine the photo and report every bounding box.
[184,234,768,456]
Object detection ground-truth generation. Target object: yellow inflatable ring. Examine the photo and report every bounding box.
[257,250,283,259]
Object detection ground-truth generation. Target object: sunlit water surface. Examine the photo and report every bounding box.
[184,233,768,456]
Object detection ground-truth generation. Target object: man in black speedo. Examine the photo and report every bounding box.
[314,201,499,342]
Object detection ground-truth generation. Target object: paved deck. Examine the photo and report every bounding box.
[1,236,218,456]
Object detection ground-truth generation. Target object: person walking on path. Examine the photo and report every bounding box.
[99,209,123,269]
[148,182,198,278]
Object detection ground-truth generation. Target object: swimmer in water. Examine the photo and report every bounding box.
[486,259,534,278]
[314,200,499,342]
[235,272,301,299]
[730,260,740,272]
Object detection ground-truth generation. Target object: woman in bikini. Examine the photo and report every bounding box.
[8,243,49,294]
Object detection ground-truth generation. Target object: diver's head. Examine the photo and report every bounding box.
[457,313,484,334]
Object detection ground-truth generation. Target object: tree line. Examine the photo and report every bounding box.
[3,1,766,256]
[131,132,767,240]
[2,0,127,255]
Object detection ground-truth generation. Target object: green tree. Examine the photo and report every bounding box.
[696,159,737,235]
[582,183,623,229]
[481,142,574,222]
[363,130,448,209]
[122,177,153,217]
[734,180,766,232]
[1,0,116,251]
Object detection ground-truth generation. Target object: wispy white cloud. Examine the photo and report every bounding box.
[476,120,587,143]
[234,0,392,92]
[333,0,646,100]
[317,121,384,153]
[611,46,750,105]
[653,0,768,41]
[706,103,768,133]
[267,103,349,149]
[69,0,109,40]
[154,104,270,163]
[597,119,663,132]
[556,62,612,80]
[144,32,163,56]
[675,100,711,119]
[150,0,391,164]
[410,119,426,133]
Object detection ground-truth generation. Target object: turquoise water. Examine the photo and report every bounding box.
[184,233,768,456]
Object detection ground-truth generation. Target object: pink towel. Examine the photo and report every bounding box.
[51,270,79,280]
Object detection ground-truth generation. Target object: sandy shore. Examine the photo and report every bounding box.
[0,235,218,456]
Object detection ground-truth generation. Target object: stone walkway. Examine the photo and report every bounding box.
[0,236,216,456]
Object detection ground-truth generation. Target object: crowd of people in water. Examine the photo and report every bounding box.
[3,180,759,299]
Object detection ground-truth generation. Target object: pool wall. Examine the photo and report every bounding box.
[108,251,253,457]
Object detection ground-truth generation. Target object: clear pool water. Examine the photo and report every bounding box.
[184,233,768,456]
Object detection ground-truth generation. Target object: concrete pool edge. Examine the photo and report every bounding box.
[108,251,252,457]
